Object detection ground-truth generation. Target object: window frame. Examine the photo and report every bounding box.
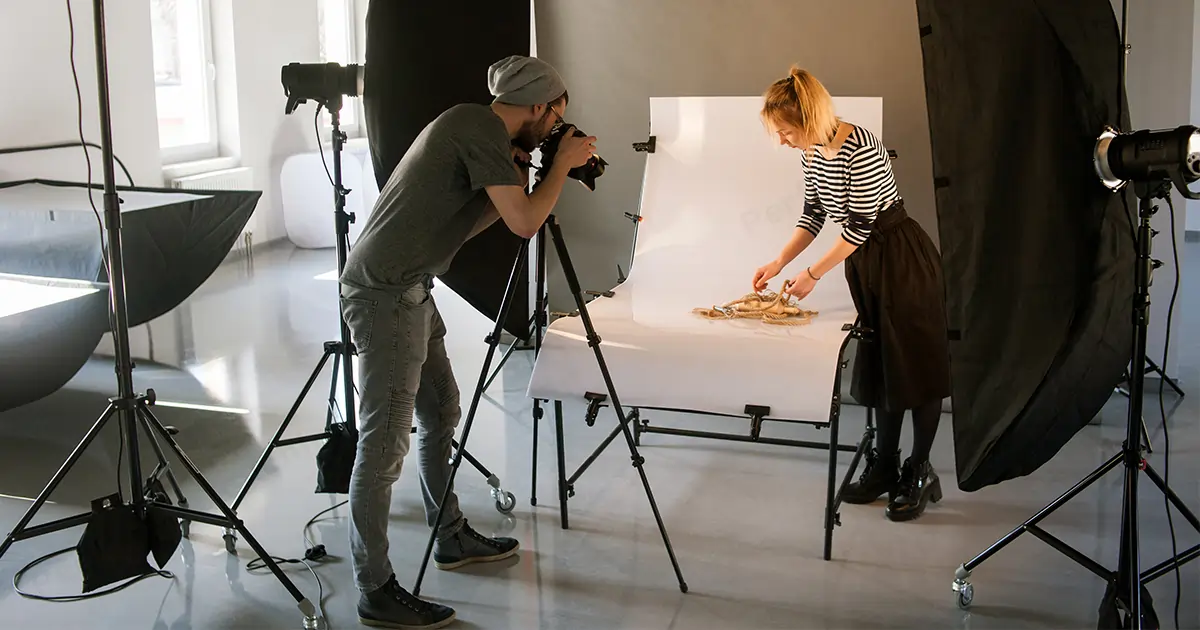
[155,0,221,165]
[317,0,364,139]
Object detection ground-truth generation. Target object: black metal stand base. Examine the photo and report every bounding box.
[414,216,688,595]
[952,182,1199,629]
[551,323,874,563]
[0,392,321,628]
[2,3,319,626]
[1117,357,1186,399]
[951,448,1200,621]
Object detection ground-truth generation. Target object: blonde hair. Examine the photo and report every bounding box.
[761,66,839,148]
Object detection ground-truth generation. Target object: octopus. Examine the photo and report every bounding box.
[692,280,818,326]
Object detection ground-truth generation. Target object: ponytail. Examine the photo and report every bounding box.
[761,66,839,148]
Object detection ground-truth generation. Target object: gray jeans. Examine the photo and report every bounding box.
[340,280,464,593]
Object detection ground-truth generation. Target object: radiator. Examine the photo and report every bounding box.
[167,166,255,191]
[167,167,258,261]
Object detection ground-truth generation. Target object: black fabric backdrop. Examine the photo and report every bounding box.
[362,1,532,341]
[0,179,260,328]
[915,0,1136,491]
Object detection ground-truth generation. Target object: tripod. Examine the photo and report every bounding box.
[226,100,517,538]
[1117,357,1187,399]
[0,2,320,627]
[951,180,1200,629]
[226,99,360,547]
[411,215,688,596]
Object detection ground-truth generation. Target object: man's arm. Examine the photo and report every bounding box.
[485,128,594,239]
[467,201,501,240]
[468,152,528,240]
[485,160,573,239]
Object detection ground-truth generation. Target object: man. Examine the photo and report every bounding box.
[338,55,596,629]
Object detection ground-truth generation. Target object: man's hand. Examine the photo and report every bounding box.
[555,126,597,169]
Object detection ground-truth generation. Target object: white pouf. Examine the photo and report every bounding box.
[281,151,367,249]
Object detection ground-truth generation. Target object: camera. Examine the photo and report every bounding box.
[537,123,607,191]
[281,62,364,115]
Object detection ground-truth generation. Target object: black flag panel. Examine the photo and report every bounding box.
[362,2,532,340]
[916,0,1136,491]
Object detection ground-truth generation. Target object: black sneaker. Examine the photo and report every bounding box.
[358,574,456,629]
[841,448,900,504]
[433,520,519,570]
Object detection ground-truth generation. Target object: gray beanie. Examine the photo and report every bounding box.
[487,55,567,106]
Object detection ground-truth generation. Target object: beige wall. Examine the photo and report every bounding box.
[533,0,933,310]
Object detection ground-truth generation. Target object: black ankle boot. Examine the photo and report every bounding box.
[842,449,900,504]
[886,458,942,522]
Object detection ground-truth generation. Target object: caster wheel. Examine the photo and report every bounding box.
[223,530,238,555]
[495,491,516,514]
[955,583,974,610]
[180,519,191,539]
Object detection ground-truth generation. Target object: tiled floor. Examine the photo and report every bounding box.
[0,242,1197,629]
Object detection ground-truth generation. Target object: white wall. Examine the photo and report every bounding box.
[1114,0,1195,376]
[0,0,342,247]
[0,1,162,187]
[219,0,325,244]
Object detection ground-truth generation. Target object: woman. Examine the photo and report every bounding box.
[753,66,952,522]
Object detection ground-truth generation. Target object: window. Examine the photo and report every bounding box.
[150,0,218,163]
[318,0,362,134]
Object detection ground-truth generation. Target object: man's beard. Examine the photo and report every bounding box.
[513,121,542,153]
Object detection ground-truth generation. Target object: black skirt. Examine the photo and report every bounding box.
[844,200,952,412]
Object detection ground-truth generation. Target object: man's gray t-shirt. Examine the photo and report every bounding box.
[340,103,521,292]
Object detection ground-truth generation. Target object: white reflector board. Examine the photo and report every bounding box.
[528,96,884,423]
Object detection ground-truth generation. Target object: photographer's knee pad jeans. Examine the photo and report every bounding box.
[340,281,465,594]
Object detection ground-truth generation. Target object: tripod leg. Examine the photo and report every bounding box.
[135,410,191,535]
[0,403,117,560]
[823,395,842,561]
[482,339,520,391]
[413,240,529,596]
[327,349,342,425]
[231,347,335,513]
[1142,463,1200,533]
[546,217,687,593]
[1140,415,1153,453]
[953,450,1124,596]
[137,403,319,624]
[532,225,548,507]
[450,439,515,515]
[1144,356,1186,398]
[532,400,541,506]
[555,400,569,529]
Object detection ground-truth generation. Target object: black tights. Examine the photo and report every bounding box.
[874,399,942,466]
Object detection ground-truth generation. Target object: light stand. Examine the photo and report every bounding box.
[0,2,320,627]
[411,215,688,596]
[226,94,360,544]
[228,92,518,542]
[1116,358,1187,399]
[951,179,1200,629]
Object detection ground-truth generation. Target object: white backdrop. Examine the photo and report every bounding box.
[527,96,884,422]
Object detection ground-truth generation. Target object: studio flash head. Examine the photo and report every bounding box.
[538,123,608,191]
[281,62,365,115]
[1094,125,1200,198]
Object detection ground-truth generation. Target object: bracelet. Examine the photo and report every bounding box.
[806,267,821,281]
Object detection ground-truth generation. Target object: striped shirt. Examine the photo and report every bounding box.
[796,124,900,246]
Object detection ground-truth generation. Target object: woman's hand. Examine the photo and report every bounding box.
[753,260,783,292]
[784,268,819,300]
